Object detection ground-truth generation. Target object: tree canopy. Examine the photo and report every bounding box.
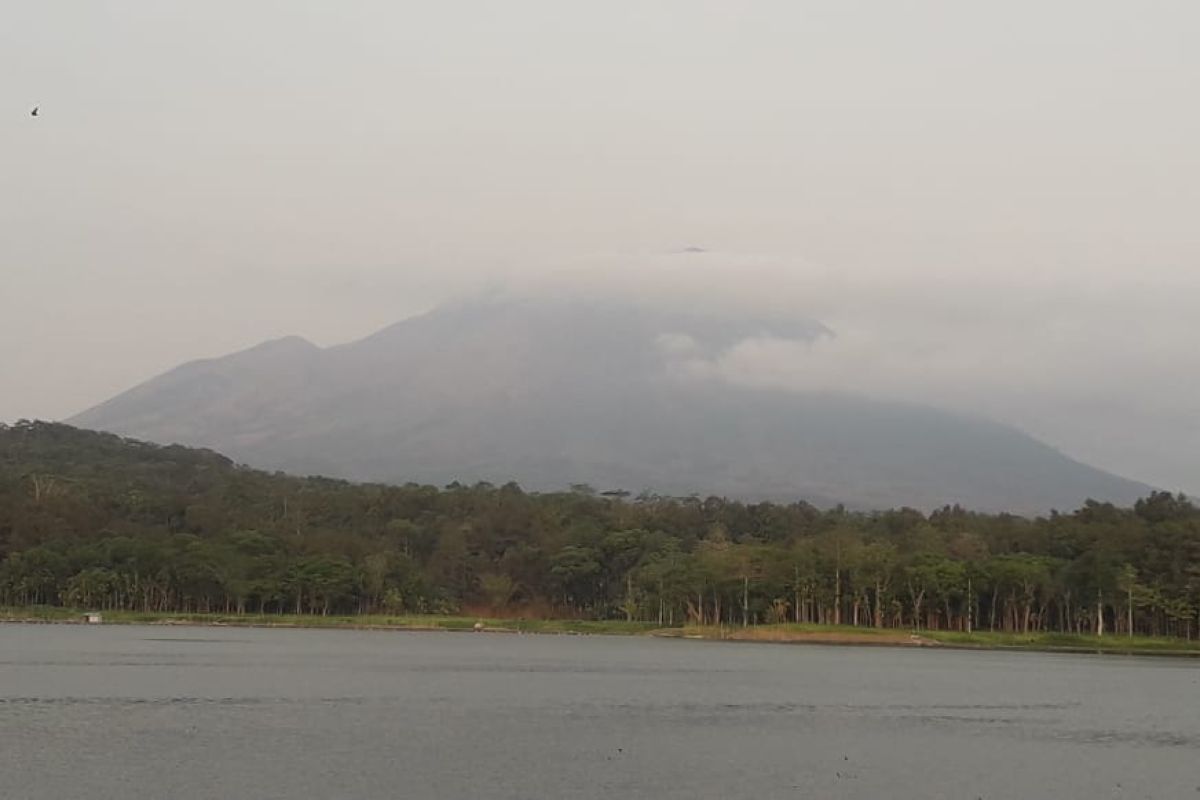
[2,421,1197,639]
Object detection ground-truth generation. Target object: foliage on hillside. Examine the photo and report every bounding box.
[2,421,1197,638]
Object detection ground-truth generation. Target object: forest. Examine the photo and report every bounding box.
[2,421,1198,639]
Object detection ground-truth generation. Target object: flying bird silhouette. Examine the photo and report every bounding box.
[31,106,39,117]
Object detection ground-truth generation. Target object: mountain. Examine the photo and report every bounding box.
[70,297,1153,513]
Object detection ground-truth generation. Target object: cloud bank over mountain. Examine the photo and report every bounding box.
[71,295,1153,514]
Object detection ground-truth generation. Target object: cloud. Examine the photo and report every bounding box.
[654,332,704,359]
[487,249,1200,492]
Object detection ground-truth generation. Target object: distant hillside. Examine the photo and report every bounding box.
[70,297,1153,513]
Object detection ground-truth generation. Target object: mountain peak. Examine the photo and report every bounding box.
[69,298,1151,513]
[237,334,321,357]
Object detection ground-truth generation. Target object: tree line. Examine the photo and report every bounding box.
[2,421,1198,638]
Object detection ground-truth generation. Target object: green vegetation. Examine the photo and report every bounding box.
[656,623,1200,654]
[2,421,1199,648]
[920,629,1200,654]
[0,605,656,635]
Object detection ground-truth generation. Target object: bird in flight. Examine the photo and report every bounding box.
[31,106,39,117]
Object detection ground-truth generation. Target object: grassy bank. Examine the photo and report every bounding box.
[920,628,1200,655]
[4,608,1198,655]
[657,623,934,647]
[0,606,658,636]
[664,623,1200,656]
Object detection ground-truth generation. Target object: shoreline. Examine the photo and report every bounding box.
[652,625,1200,658]
[0,609,658,638]
[4,609,1199,657]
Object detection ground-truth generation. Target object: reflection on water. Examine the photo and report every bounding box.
[1,625,1197,799]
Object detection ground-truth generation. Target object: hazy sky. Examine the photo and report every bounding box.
[2,1,1198,492]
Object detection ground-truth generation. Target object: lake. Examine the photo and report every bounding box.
[1,624,1197,799]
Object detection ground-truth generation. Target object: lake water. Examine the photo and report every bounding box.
[1,625,1197,799]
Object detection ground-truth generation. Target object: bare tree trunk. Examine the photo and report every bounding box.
[625,574,633,622]
[794,567,801,624]
[965,577,973,634]
[833,561,842,625]
[1127,586,1134,639]
[741,576,749,628]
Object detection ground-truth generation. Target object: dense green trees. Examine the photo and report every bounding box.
[2,421,1198,638]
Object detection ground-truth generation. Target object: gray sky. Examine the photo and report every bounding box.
[2,1,1198,493]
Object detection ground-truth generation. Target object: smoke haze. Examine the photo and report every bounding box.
[3,1,1197,492]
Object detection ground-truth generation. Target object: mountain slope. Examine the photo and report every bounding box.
[70,298,1153,512]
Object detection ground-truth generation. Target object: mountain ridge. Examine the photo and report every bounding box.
[69,297,1153,513]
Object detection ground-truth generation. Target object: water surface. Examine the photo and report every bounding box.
[2,624,1197,799]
